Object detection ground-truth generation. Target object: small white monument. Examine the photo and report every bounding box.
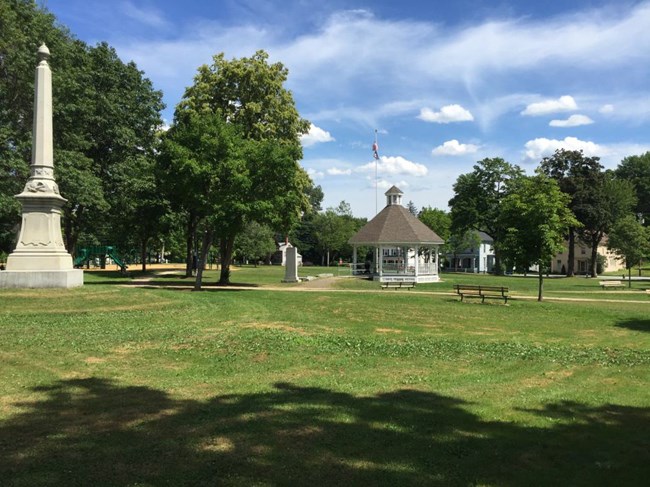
[0,44,83,288]
[282,245,299,283]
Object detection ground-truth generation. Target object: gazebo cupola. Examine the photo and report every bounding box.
[385,185,403,206]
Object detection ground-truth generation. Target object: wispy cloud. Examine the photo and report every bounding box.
[113,3,650,128]
[327,167,352,176]
[599,104,615,114]
[120,1,170,29]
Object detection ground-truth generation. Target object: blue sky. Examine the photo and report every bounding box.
[45,0,650,218]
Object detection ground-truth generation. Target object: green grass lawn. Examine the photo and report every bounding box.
[1,266,649,485]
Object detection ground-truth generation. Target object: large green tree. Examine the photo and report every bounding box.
[418,207,450,242]
[607,214,650,287]
[158,112,241,288]
[173,50,310,284]
[539,149,603,276]
[576,176,636,277]
[313,201,364,266]
[615,152,650,219]
[499,174,578,301]
[449,157,523,274]
[0,1,165,259]
[234,221,276,266]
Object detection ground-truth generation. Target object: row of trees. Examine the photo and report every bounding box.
[443,152,650,299]
[0,1,366,287]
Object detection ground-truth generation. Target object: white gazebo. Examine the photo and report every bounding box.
[348,186,444,283]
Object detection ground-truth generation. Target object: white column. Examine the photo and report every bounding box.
[414,245,419,277]
[2,44,83,288]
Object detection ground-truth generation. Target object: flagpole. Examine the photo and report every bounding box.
[374,129,378,215]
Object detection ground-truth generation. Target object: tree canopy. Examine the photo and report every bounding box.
[168,50,311,284]
[607,214,650,287]
[0,0,165,263]
[449,158,523,273]
[615,152,650,218]
[499,174,578,301]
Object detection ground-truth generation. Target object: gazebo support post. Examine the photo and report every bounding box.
[414,245,419,281]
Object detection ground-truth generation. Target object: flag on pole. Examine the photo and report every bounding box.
[372,141,379,160]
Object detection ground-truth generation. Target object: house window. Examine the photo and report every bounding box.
[581,248,586,255]
[556,260,561,265]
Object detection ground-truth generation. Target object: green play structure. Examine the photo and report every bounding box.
[74,245,127,272]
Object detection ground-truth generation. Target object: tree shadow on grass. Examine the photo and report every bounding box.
[615,318,650,333]
[1,379,648,486]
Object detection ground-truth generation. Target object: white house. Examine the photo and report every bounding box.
[444,231,495,273]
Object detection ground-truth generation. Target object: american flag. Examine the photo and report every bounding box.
[372,141,379,160]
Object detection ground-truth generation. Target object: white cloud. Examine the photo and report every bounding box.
[549,114,594,127]
[521,96,577,116]
[432,139,479,156]
[357,155,428,177]
[327,167,352,176]
[523,136,602,161]
[300,123,335,147]
[418,105,474,123]
[376,179,409,190]
[306,168,325,180]
[599,104,615,114]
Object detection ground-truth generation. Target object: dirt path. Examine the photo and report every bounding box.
[298,276,340,289]
[120,277,650,305]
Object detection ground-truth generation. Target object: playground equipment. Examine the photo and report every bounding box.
[74,246,127,272]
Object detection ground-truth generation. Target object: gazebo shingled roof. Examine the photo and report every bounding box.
[348,202,444,245]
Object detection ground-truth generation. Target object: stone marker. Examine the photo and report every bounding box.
[0,44,83,288]
[282,245,299,283]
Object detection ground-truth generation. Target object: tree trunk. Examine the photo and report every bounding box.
[194,229,213,291]
[628,267,632,288]
[327,249,330,267]
[64,205,83,258]
[219,235,235,284]
[185,213,197,277]
[590,242,599,278]
[140,237,148,272]
[494,248,503,275]
[567,228,575,277]
[538,266,544,302]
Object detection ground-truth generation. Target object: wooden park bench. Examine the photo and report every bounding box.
[381,281,415,290]
[599,280,625,289]
[454,284,509,304]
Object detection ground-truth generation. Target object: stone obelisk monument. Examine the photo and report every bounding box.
[0,44,83,288]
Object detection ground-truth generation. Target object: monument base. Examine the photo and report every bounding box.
[0,269,84,289]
